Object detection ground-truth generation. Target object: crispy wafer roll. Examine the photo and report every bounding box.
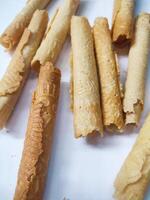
[93,17,124,131]
[14,62,61,200]
[124,13,150,126]
[114,113,150,200]
[71,16,103,138]
[31,0,80,72]
[0,10,48,129]
[0,0,51,50]
[111,0,135,47]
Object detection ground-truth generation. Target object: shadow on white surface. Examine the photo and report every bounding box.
[47,0,60,11]
[135,0,150,15]
[43,83,138,200]
[77,0,114,26]
[56,37,71,82]
[0,0,150,199]
[5,71,37,138]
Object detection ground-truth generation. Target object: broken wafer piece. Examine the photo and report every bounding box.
[0,0,51,50]
[0,10,48,129]
[71,16,103,138]
[93,17,124,132]
[31,0,80,72]
[124,13,150,126]
[14,62,61,200]
[111,0,135,47]
[114,113,150,200]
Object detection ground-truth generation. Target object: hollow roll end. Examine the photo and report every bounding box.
[40,61,61,81]
[31,59,41,73]
[125,102,143,126]
[0,34,14,50]
[113,34,131,48]
[75,129,103,139]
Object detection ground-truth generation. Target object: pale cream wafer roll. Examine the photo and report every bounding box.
[14,62,61,200]
[114,113,150,200]
[93,17,124,131]
[31,0,80,72]
[71,16,103,138]
[111,0,135,47]
[0,0,51,50]
[0,10,48,129]
[124,13,150,125]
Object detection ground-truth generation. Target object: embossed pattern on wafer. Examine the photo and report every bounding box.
[32,0,80,72]
[71,16,103,138]
[124,13,150,125]
[93,17,124,131]
[0,10,48,129]
[14,62,61,200]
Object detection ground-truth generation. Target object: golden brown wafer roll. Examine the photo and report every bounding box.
[124,13,150,126]
[114,113,150,200]
[93,17,124,131]
[0,0,51,50]
[14,62,61,200]
[31,0,80,72]
[71,16,103,138]
[0,10,48,129]
[111,0,135,47]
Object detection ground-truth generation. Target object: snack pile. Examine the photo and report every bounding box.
[0,0,150,199]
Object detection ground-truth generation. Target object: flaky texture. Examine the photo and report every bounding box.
[93,17,124,131]
[14,62,61,200]
[0,0,50,50]
[31,0,80,72]
[71,16,103,138]
[111,0,135,47]
[124,13,150,125]
[114,113,150,200]
[0,10,48,129]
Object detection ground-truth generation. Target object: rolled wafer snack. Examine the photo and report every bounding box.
[0,0,51,50]
[124,13,150,125]
[114,113,150,200]
[93,17,124,131]
[14,62,61,200]
[31,0,80,72]
[0,10,48,129]
[111,0,135,47]
[71,16,103,138]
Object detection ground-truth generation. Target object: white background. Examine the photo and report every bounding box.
[0,0,150,200]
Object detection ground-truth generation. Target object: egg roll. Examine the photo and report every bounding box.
[14,62,61,200]
[0,10,48,129]
[114,113,150,200]
[93,17,124,131]
[31,0,80,72]
[71,16,103,138]
[0,0,51,50]
[124,13,150,125]
[111,0,135,47]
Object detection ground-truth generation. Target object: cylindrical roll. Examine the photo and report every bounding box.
[0,10,48,129]
[93,17,124,131]
[71,16,103,138]
[0,0,51,50]
[124,13,150,125]
[31,0,80,72]
[111,0,135,47]
[114,113,150,200]
[14,62,61,200]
